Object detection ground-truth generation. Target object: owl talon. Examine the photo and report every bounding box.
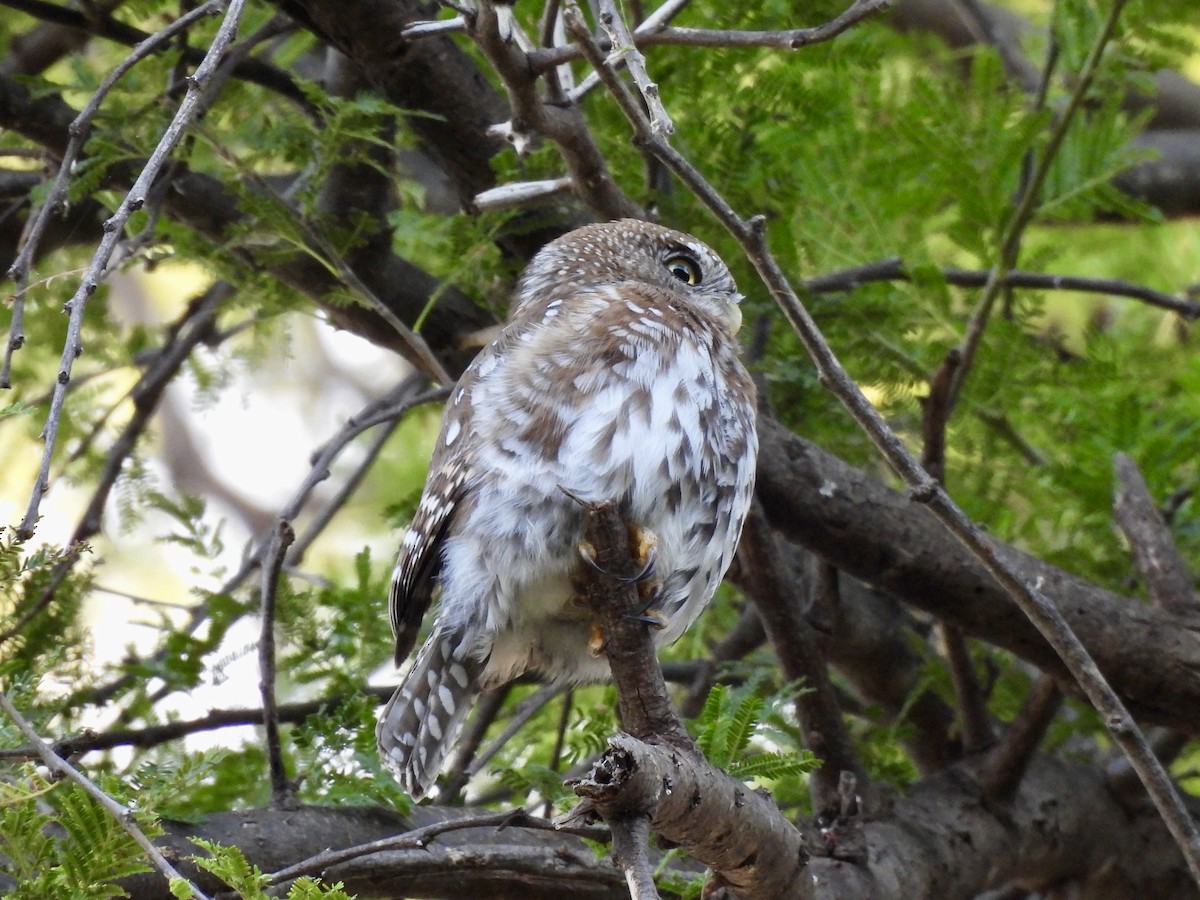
[575,534,657,583]
[625,608,668,629]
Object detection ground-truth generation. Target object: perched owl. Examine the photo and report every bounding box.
[377,219,758,798]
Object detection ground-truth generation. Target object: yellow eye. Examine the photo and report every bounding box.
[665,255,701,286]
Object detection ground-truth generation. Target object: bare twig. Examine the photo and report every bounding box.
[401,15,468,38]
[0,691,213,900]
[975,674,1063,798]
[264,808,607,891]
[594,0,673,135]
[1,0,223,390]
[801,258,1200,319]
[472,176,574,212]
[0,689,398,761]
[938,623,994,755]
[535,0,885,74]
[564,2,1200,884]
[16,0,249,540]
[946,0,1130,410]
[259,518,297,808]
[1114,453,1198,614]
[636,0,890,49]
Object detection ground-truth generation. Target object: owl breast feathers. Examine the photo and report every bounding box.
[377,219,759,798]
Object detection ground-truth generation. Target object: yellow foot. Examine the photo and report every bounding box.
[575,526,657,583]
[588,620,606,657]
[629,525,659,582]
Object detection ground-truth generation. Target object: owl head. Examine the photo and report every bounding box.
[513,219,745,334]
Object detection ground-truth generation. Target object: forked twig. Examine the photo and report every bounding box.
[1,0,223,390]
[16,0,249,540]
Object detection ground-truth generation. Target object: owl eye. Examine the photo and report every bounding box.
[665,254,701,286]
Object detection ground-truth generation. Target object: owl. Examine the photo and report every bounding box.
[377,219,758,798]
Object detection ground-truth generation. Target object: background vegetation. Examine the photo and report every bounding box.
[1,0,1199,897]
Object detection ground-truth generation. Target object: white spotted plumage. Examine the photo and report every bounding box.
[378,219,758,798]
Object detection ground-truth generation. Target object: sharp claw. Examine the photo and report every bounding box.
[630,526,659,582]
[624,610,667,629]
[576,530,657,583]
[577,539,601,573]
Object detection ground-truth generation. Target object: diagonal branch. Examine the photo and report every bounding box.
[562,3,1200,884]
[1,0,223,390]
[1113,453,1199,615]
[16,0,250,540]
[0,691,212,900]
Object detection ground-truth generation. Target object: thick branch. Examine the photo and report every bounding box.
[570,499,811,899]
[569,735,812,900]
[60,759,1196,900]
[755,419,1200,731]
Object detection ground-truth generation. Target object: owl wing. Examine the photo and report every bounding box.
[388,456,470,665]
[388,358,490,665]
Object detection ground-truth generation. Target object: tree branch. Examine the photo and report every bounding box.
[565,2,1200,879]
[567,498,812,900]
[753,419,1200,730]
[736,503,872,817]
[258,517,297,808]
[567,735,813,900]
[806,258,1200,317]
[1114,452,1198,615]
[974,673,1062,799]
[15,0,250,540]
[0,691,212,900]
[472,0,644,222]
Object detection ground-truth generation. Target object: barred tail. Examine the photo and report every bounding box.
[377,630,481,800]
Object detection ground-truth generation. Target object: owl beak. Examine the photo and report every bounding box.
[725,301,744,335]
